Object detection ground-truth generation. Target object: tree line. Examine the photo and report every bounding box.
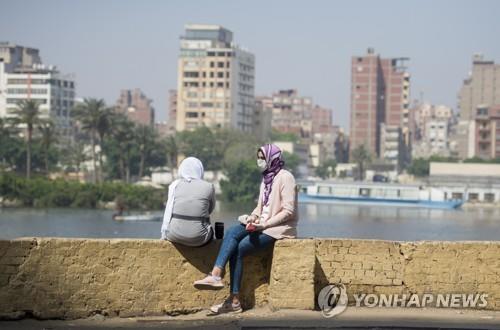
[0,98,302,205]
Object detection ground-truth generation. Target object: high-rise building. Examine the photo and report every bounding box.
[115,89,155,126]
[311,105,334,134]
[168,89,177,128]
[176,24,255,132]
[253,97,272,141]
[350,48,410,163]
[263,89,313,139]
[0,43,75,137]
[458,54,500,121]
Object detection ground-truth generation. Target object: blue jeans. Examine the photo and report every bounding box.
[214,223,276,294]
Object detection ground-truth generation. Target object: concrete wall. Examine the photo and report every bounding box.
[430,162,500,177]
[1,237,499,320]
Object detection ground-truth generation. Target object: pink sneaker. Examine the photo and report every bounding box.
[193,273,224,290]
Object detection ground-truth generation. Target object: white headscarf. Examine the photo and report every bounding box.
[160,157,204,239]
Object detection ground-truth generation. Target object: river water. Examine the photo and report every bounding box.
[1,202,499,241]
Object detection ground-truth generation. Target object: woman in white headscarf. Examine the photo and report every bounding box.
[160,157,216,247]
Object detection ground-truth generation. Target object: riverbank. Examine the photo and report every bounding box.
[0,173,166,210]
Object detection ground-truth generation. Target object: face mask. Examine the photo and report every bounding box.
[257,159,267,172]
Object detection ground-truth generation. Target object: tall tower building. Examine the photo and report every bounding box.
[350,48,410,164]
[176,24,255,132]
[458,54,500,121]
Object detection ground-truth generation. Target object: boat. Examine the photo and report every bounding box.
[299,182,463,209]
[113,213,162,221]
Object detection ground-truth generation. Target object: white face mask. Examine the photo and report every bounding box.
[257,159,267,172]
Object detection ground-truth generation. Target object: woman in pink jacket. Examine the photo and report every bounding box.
[194,143,298,315]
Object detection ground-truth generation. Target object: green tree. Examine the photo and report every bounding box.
[407,158,430,177]
[282,151,300,175]
[60,141,88,173]
[351,144,371,181]
[177,126,221,170]
[0,117,16,171]
[163,135,178,169]
[72,98,109,183]
[220,159,261,203]
[95,107,114,181]
[315,158,337,179]
[38,120,58,176]
[270,129,299,143]
[9,99,43,179]
[135,124,158,178]
[108,114,136,183]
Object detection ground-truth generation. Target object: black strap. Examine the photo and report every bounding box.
[172,213,210,222]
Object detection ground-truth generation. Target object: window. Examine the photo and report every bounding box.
[186,112,198,118]
[184,71,199,78]
[359,188,371,197]
[318,186,331,195]
[217,82,224,88]
[217,72,224,78]
[217,62,225,68]
[485,193,495,203]
[468,193,479,202]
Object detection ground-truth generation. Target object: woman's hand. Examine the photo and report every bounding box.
[246,222,265,232]
[247,214,259,223]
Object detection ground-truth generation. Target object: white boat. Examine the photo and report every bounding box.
[299,182,463,209]
[113,213,162,221]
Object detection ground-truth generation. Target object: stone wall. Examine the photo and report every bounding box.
[0,237,499,320]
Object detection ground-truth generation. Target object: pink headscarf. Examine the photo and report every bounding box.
[259,144,285,206]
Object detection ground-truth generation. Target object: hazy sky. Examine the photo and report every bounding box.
[1,0,499,131]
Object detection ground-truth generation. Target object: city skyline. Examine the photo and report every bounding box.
[1,0,499,131]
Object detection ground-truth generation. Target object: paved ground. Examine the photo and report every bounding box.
[1,306,500,329]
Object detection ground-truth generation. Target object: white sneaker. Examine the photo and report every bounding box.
[208,298,242,315]
[193,273,224,290]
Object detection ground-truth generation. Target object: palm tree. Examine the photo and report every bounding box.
[96,107,114,182]
[38,120,58,176]
[351,144,371,181]
[164,135,178,170]
[72,98,108,183]
[0,118,14,171]
[110,114,136,183]
[135,124,157,179]
[9,100,42,179]
[61,141,88,174]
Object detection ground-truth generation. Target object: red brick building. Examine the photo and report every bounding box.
[115,89,155,126]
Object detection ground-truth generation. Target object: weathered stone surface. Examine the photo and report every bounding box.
[1,237,499,319]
